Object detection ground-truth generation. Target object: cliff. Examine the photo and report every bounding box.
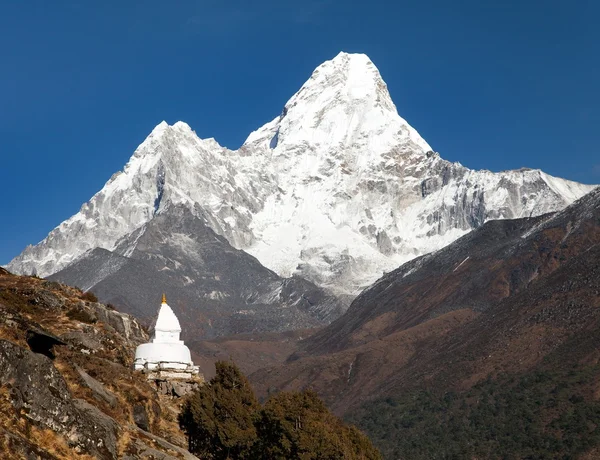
[0,267,197,459]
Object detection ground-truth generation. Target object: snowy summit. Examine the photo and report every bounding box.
[7,52,596,298]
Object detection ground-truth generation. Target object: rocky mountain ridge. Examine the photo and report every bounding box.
[47,205,345,339]
[7,52,595,300]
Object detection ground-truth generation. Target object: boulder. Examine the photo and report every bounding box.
[88,303,147,345]
[61,330,104,353]
[133,404,150,431]
[72,399,119,459]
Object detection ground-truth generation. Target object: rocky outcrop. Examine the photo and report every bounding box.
[75,365,118,407]
[126,428,199,460]
[26,328,66,359]
[152,378,202,398]
[87,301,147,344]
[0,339,119,458]
[0,271,197,459]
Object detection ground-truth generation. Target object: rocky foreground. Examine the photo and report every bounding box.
[0,267,197,459]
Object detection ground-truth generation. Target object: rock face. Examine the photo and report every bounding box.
[48,205,345,338]
[0,339,119,459]
[0,270,197,458]
[7,52,595,301]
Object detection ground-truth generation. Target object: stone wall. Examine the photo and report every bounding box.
[151,377,204,398]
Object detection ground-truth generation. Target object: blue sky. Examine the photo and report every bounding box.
[1,0,599,265]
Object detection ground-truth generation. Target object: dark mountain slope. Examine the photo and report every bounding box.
[249,187,600,427]
[302,186,600,356]
[50,205,345,340]
[347,244,600,458]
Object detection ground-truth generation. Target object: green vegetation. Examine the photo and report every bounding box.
[179,361,381,460]
[179,361,259,458]
[255,390,381,459]
[347,365,600,459]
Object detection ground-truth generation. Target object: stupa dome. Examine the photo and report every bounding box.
[134,294,197,373]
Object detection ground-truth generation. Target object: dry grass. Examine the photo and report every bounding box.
[0,387,94,460]
[54,347,180,435]
[155,409,188,448]
[28,426,95,460]
[53,358,91,400]
[0,326,26,348]
[80,291,98,303]
[54,353,133,424]
[0,270,193,458]
[0,388,16,429]
[116,429,135,457]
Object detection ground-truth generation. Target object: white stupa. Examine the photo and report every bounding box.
[134,294,199,376]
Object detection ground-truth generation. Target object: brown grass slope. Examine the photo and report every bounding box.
[0,269,196,459]
[188,328,319,380]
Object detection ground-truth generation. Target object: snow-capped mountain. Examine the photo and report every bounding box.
[7,52,595,298]
[47,205,344,338]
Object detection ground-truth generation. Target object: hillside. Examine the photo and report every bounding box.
[0,268,197,459]
[249,187,600,458]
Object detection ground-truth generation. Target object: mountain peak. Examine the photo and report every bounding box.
[319,51,377,75]
[322,52,380,80]
[151,120,169,135]
[6,54,596,298]
[291,51,389,109]
[171,120,194,134]
[245,51,431,157]
[332,51,370,59]
[134,121,173,158]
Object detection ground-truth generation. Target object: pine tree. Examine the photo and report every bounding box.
[254,389,382,459]
[179,361,259,459]
[179,362,381,459]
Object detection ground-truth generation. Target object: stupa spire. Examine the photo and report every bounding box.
[134,294,200,379]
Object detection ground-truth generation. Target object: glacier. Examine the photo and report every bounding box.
[7,52,596,298]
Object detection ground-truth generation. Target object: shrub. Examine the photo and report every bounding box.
[81,291,98,303]
[179,361,381,459]
[66,307,97,324]
[179,361,259,458]
[255,389,382,459]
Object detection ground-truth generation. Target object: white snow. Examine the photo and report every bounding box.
[7,52,597,299]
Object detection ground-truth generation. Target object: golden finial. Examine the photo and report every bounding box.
[162,293,167,304]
